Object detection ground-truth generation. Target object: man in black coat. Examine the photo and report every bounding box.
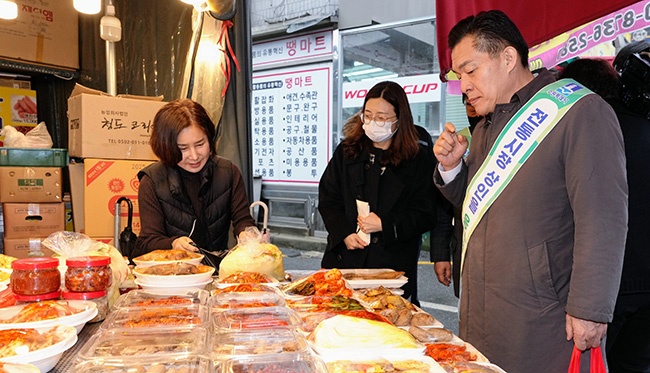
[560,42,650,372]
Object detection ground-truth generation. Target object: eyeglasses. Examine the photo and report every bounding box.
[360,113,398,127]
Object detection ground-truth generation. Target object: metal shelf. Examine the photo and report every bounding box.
[0,58,78,80]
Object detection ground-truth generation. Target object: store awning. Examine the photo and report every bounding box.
[435,0,642,80]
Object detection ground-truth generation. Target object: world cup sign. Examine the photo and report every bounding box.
[342,74,442,108]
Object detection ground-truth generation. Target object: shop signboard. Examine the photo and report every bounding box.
[252,29,333,67]
[342,74,442,109]
[251,63,332,184]
[528,0,650,69]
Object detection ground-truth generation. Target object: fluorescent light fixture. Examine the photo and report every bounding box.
[344,67,384,77]
[0,0,18,20]
[74,0,102,15]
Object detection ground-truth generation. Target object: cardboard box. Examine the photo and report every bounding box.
[0,87,38,145]
[67,84,165,160]
[2,202,65,239]
[0,166,62,203]
[3,237,54,259]
[70,158,154,237]
[0,0,79,69]
[0,77,31,89]
[90,237,115,246]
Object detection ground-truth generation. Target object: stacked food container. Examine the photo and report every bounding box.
[61,256,112,322]
[72,284,328,372]
[209,284,326,372]
[64,265,509,372]
[0,257,101,371]
[73,289,212,372]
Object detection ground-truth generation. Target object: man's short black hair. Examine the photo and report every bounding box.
[448,9,529,69]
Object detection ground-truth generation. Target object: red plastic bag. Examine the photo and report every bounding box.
[568,346,607,373]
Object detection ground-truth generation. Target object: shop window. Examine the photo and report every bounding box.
[337,18,442,149]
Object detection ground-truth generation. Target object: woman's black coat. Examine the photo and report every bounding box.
[318,143,437,298]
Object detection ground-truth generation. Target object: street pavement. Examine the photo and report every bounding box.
[281,246,460,335]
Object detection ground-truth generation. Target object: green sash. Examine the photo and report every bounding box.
[460,79,593,272]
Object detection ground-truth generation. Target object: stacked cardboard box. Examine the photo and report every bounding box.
[69,159,154,243]
[0,165,65,258]
[67,84,164,245]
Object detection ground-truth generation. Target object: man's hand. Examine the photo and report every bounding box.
[434,261,452,286]
[565,314,607,351]
[434,122,468,170]
[344,233,367,250]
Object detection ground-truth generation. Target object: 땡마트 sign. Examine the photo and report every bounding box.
[342,74,442,108]
[252,30,334,67]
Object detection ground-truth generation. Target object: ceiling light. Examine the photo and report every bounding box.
[180,0,209,12]
[74,0,102,15]
[0,0,18,20]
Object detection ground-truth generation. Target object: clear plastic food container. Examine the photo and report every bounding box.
[284,295,366,313]
[216,353,327,373]
[210,328,309,358]
[211,283,279,295]
[210,291,286,311]
[211,306,303,332]
[10,258,61,296]
[112,288,210,310]
[72,355,211,373]
[101,303,208,330]
[65,256,112,292]
[77,327,208,360]
[61,290,108,323]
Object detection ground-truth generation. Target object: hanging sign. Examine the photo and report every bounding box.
[528,0,650,69]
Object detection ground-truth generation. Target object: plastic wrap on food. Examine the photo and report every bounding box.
[219,229,285,281]
[210,329,309,357]
[101,304,208,330]
[112,289,210,309]
[77,328,207,360]
[211,306,303,332]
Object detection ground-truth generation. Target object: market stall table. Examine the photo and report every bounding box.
[52,321,101,371]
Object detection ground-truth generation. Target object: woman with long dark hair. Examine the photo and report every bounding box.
[318,81,437,302]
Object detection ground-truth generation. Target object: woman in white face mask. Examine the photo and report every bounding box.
[318,81,439,303]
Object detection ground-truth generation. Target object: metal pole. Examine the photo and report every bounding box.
[106,39,116,96]
[100,0,121,95]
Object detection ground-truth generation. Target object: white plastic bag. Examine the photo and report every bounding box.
[219,227,285,280]
[0,122,53,148]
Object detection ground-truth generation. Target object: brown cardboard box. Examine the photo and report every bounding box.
[0,0,78,69]
[0,77,31,89]
[0,167,62,203]
[0,87,38,145]
[2,202,65,239]
[91,237,115,246]
[3,237,55,259]
[67,84,165,160]
[71,158,154,237]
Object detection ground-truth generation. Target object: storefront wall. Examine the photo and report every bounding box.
[251,0,448,238]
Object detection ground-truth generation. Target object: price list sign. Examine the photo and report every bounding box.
[251,64,331,184]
